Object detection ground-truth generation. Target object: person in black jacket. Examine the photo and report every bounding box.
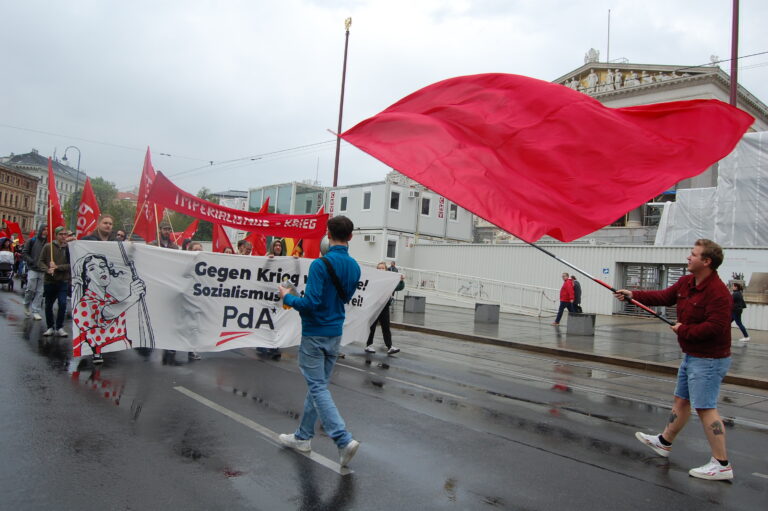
[22,224,48,320]
[81,215,117,241]
[365,262,405,354]
[731,283,749,343]
[571,275,582,313]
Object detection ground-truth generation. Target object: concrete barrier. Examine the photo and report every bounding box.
[404,295,426,313]
[567,313,596,336]
[474,303,500,324]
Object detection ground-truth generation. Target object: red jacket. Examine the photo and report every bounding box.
[632,272,731,358]
[559,279,574,302]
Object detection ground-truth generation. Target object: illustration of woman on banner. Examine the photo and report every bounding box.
[72,253,146,362]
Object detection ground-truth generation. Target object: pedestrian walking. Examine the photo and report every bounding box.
[38,226,71,337]
[571,275,582,313]
[81,214,117,241]
[551,272,574,325]
[278,215,362,467]
[615,239,735,481]
[22,224,48,320]
[365,262,405,354]
[731,282,749,344]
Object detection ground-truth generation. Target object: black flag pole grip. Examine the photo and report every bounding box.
[524,240,675,327]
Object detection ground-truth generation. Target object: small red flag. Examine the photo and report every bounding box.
[133,147,158,243]
[341,73,754,242]
[174,219,199,244]
[212,223,234,253]
[47,158,66,241]
[76,178,101,239]
[4,221,24,243]
[245,198,270,255]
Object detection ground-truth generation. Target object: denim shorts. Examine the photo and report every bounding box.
[674,354,731,409]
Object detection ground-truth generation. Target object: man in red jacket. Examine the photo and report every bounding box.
[615,239,733,481]
[551,272,574,325]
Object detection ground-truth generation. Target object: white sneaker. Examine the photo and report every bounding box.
[33,313,43,321]
[364,346,376,353]
[635,432,671,457]
[339,439,359,467]
[56,328,68,337]
[43,327,55,336]
[689,457,733,481]
[739,337,750,342]
[278,434,311,452]
[387,346,401,355]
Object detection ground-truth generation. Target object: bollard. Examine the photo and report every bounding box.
[403,295,426,313]
[567,313,596,336]
[474,303,500,324]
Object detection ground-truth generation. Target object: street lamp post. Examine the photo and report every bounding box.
[332,17,352,187]
[62,145,82,230]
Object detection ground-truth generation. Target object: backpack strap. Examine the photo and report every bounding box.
[320,257,348,302]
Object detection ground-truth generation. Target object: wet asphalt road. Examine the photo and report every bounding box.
[1,289,767,511]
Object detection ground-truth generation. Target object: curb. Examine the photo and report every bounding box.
[391,322,768,391]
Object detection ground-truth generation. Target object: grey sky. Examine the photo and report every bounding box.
[2,0,766,195]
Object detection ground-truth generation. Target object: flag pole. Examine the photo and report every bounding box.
[128,199,148,241]
[48,200,54,264]
[153,204,161,245]
[522,239,675,326]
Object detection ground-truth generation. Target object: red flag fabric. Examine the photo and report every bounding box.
[133,147,158,243]
[28,229,36,240]
[76,177,101,239]
[4,221,24,243]
[340,73,754,242]
[173,219,199,244]
[302,206,324,259]
[212,223,234,253]
[246,198,270,255]
[146,173,327,237]
[46,158,66,240]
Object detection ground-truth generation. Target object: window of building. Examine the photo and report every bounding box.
[362,190,371,210]
[390,190,400,211]
[421,196,431,216]
[386,239,397,259]
[449,203,458,221]
[339,195,348,212]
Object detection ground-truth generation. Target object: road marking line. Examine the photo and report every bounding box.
[754,472,768,479]
[174,386,350,475]
[336,363,466,400]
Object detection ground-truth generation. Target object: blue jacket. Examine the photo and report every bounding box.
[283,245,361,337]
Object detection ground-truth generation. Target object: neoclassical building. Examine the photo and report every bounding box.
[0,162,38,234]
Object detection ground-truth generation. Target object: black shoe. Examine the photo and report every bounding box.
[93,354,104,364]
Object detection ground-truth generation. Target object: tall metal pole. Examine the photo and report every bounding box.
[62,145,82,229]
[606,9,611,63]
[729,0,739,106]
[332,17,352,187]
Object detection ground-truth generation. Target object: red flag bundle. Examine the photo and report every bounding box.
[174,219,200,245]
[301,206,325,259]
[212,223,234,253]
[76,178,101,239]
[132,147,158,243]
[244,198,270,255]
[340,73,754,242]
[4,220,24,243]
[46,158,66,240]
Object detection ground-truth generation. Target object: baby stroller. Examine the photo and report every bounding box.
[0,262,14,291]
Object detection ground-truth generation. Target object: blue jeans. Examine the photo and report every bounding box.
[294,335,352,448]
[674,354,731,409]
[43,281,69,330]
[555,301,574,323]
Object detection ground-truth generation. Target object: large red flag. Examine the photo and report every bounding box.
[340,73,754,242]
[76,177,101,239]
[4,221,24,243]
[133,147,158,243]
[47,158,66,240]
[302,206,324,258]
[245,198,270,255]
[173,219,199,244]
[212,223,234,253]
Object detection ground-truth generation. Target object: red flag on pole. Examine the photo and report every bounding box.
[173,219,199,244]
[302,206,324,259]
[76,177,101,239]
[4,221,24,243]
[340,73,754,242]
[212,223,234,253]
[47,157,66,240]
[133,147,158,243]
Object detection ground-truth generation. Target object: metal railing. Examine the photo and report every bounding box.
[361,261,559,317]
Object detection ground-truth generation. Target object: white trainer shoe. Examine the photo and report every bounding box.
[364,346,376,353]
[278,434,311,452]
[339,439,360,467]
[43,328,55,336]
[635,432,671,457]
[387,346,400,355]
[33,313,43,321]
[56,328,68,337]
[689,457,733,481]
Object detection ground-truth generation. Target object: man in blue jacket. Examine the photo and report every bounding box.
[278,215,362,467]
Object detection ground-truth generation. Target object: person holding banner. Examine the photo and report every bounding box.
[365,262,405,354]
[82,215,117,241]
[278,215,362,467]
[72,254,146,364]
[149,221,179,249]
[38,226,71,337]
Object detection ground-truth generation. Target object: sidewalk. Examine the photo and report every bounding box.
[389,301,768,390]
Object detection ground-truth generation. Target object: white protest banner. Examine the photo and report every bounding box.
[68,241,400,357]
